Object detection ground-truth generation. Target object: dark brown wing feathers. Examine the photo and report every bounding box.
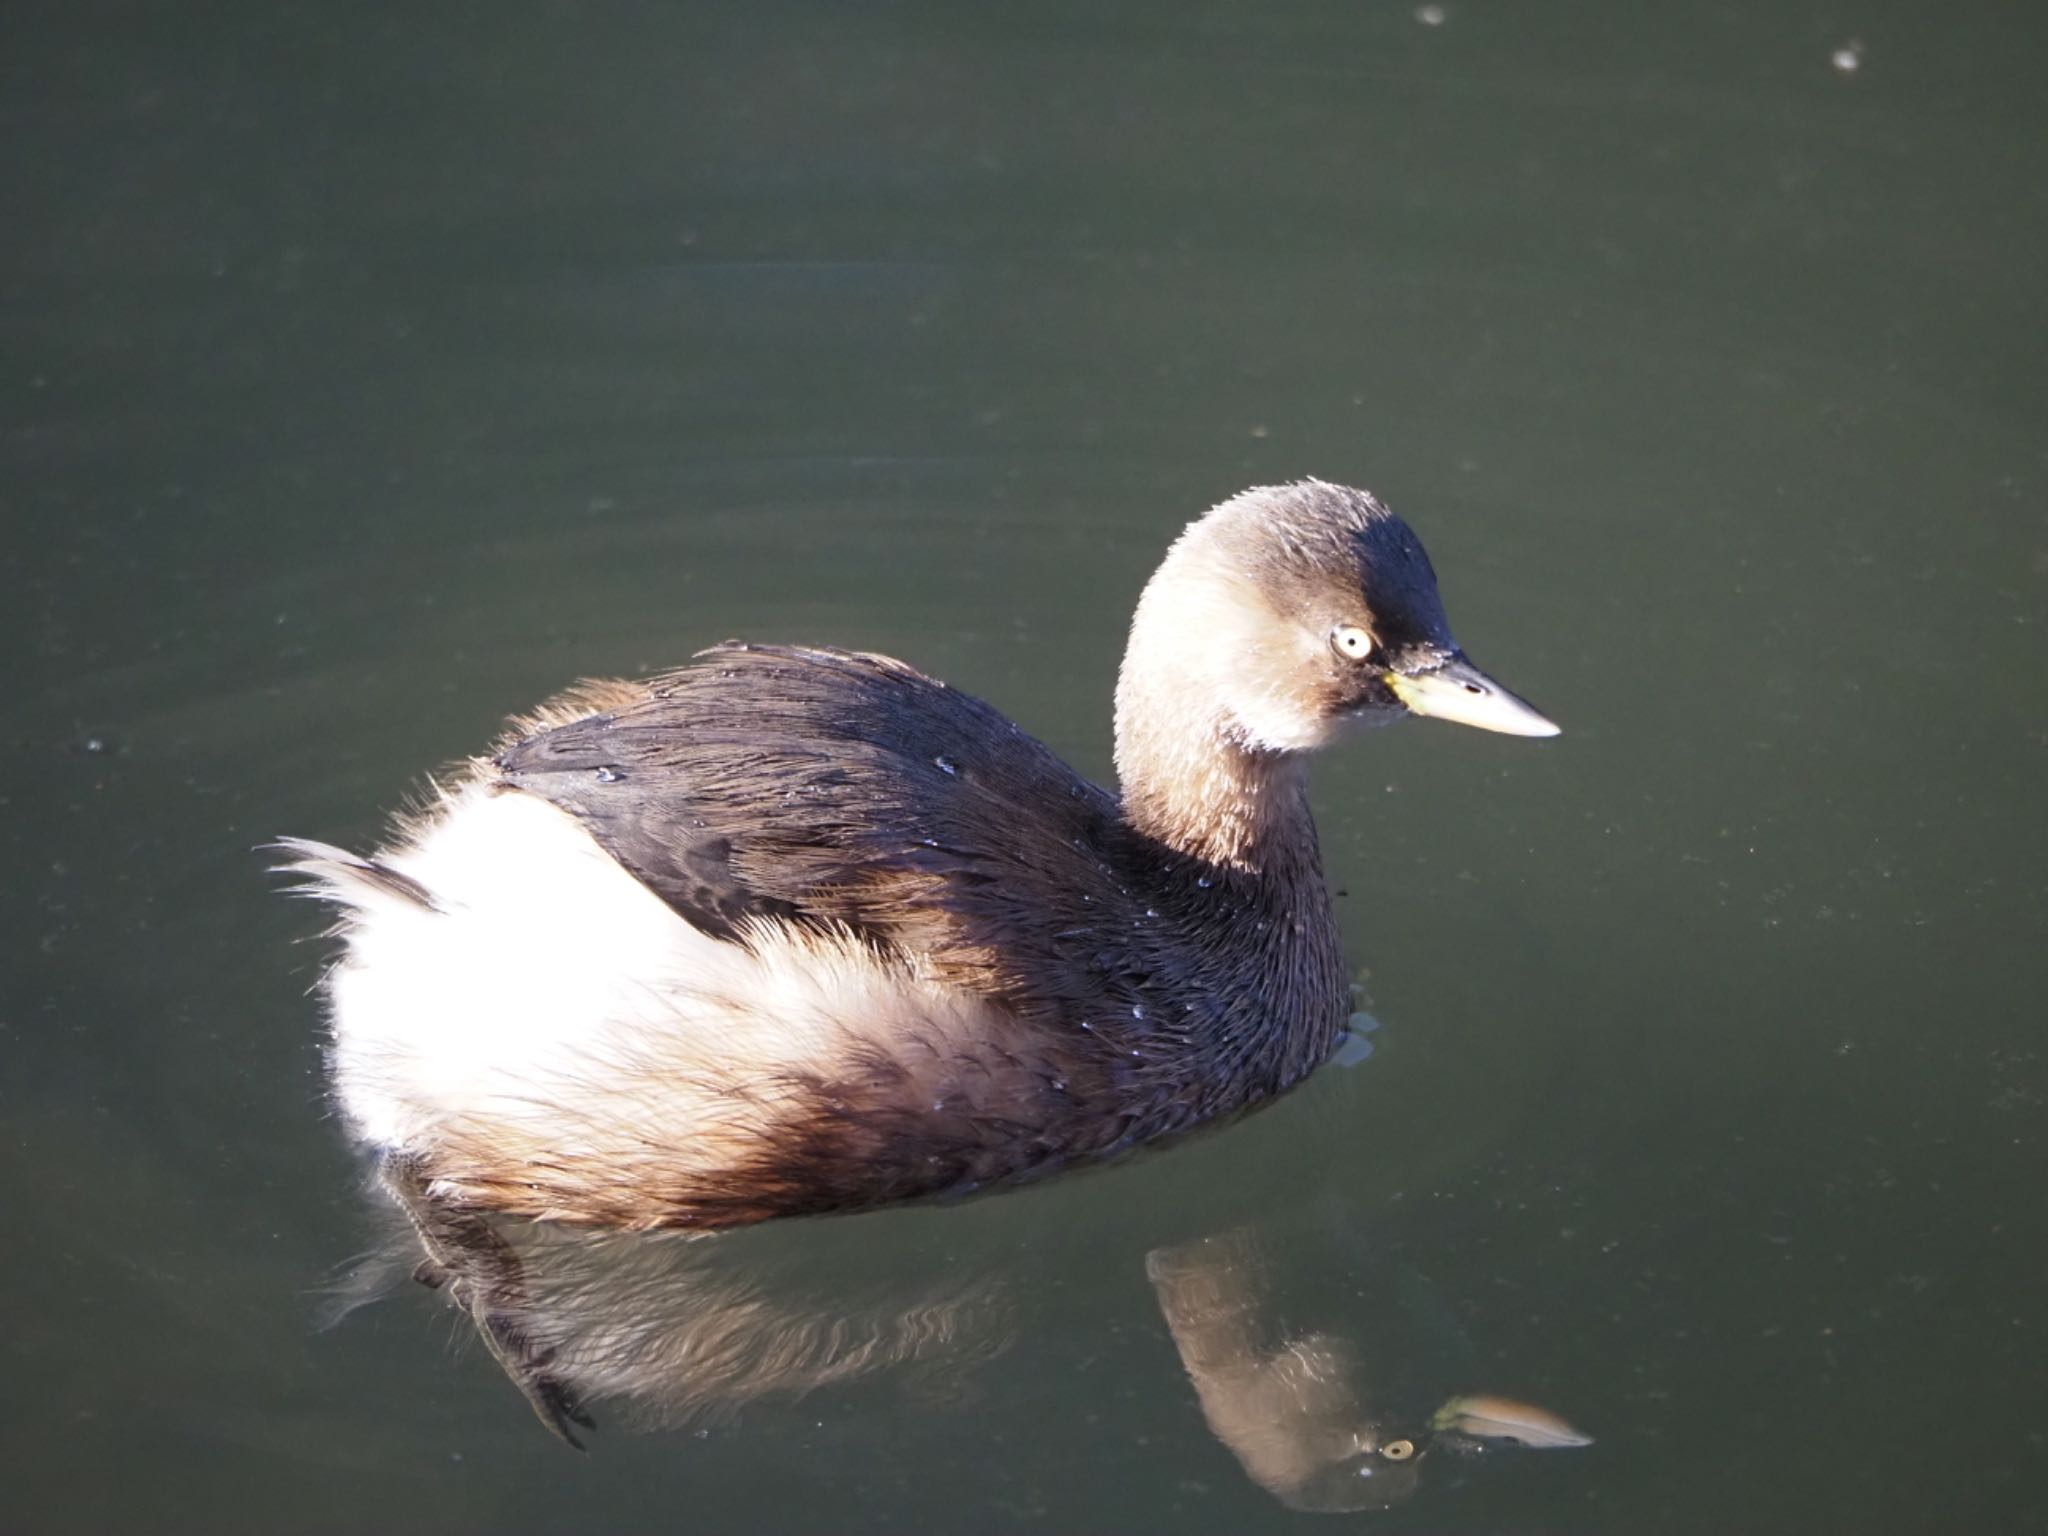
[492,644,1144,1026]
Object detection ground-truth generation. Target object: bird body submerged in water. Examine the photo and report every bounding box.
[280,481,1558,1230]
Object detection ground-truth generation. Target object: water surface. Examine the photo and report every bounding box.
[5,3,2045,1532]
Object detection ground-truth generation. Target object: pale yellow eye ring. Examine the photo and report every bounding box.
[1332,625,1376,661]
[1380,1438,1416,1462]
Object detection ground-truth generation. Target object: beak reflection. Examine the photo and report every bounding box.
[1433,1392,1595,1449]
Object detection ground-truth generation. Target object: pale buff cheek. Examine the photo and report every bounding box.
[1222,680,1339,754]
[304,782,1007,1196]
[1122,559,1334,757]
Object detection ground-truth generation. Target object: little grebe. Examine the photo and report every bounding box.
[280,481,1557,1229]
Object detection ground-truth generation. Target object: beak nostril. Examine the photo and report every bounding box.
[1462,682,1485,695]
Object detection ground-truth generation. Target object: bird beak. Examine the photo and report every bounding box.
[1430,1393,1593,1448]
[1386,653,1561,738]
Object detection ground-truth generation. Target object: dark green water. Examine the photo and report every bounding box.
[6,3,2045,1532]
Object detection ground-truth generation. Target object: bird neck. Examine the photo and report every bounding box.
[1111,666,1350,1086]
[1114,713,1319,877]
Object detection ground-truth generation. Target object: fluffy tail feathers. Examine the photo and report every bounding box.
[270,836,444,916]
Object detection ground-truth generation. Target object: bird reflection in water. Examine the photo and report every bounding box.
[1146,1227,1589,1512]
[345,1155,1588,1513]
[359,1155,1012,1440]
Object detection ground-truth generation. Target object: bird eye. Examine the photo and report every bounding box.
[1332,625,1375,661]
[1380,1439,1416,1462]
